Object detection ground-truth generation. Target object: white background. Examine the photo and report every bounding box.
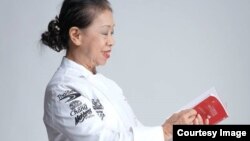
[0,0,249,140]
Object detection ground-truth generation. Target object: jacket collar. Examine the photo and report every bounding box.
[60,57,95,78]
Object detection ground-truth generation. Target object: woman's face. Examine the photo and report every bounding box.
[79,10,115,68]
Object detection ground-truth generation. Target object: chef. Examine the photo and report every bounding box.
[41,0,207,141]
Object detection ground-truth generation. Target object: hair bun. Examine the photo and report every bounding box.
[41,16,65,52]
[48,16,60,34]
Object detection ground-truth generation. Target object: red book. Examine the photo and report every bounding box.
[181,88,229,124]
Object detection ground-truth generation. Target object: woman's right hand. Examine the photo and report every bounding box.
[161,109,209,141]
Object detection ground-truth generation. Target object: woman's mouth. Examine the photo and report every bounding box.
[103,50,111,59]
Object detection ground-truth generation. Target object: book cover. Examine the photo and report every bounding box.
[181,87,229,124]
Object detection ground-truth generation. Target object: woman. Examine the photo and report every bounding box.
[41,0,208,141]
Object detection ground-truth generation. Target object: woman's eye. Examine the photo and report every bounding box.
[101,31,114,36]
[102,33,108,35]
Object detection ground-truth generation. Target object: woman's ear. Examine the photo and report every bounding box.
[69,27,82,46]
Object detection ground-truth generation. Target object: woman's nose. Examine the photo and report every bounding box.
[107,34,115,47]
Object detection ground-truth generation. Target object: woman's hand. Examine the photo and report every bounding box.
[193,113,209,125]
[161,109,209,141]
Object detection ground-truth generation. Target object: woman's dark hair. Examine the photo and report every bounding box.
[41,0,112,52]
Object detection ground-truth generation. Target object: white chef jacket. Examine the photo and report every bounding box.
[43,57,165,141]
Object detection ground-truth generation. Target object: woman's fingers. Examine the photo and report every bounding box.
[165,109,211,126]
[172,109,197,124]
[180,109,197,117]
[192,114,211,125]
[193,114,203,125]
[193,117,198,125]
[205,118,209,125]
